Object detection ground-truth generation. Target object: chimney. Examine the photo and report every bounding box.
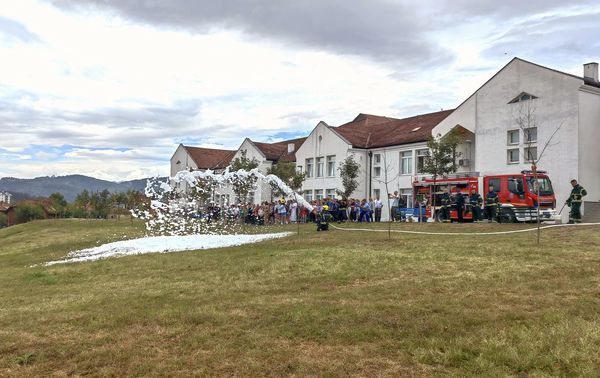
[287,143,295,153]
[584,62,599,82]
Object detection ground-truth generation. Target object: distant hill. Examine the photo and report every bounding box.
[0,175,159,202]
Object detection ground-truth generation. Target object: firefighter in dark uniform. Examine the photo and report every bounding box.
[566,179,587,224]
[454,188,465,223]
[468,188,483,222]
[440,188,451,222]
[485,185,500,223]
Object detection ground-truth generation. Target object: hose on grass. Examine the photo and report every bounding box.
[329,222,600,236]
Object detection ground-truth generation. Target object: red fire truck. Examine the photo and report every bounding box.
[412,171,557,222]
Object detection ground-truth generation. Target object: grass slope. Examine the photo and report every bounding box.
[1,219,600,376]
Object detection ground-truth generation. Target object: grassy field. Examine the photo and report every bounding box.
[1,219,600,376]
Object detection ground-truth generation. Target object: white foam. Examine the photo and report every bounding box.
[44,232,292,265]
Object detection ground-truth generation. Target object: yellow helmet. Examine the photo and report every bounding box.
[323,205,329,211]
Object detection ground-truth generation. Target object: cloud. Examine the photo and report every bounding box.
[0,16,40,43]
[50,0,454,71]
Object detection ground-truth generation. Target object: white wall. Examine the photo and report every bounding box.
[295,122,355,200]
[434,59,587,221]
[232,139,273,203]
[578,86,600,205]
[370,142,428,220]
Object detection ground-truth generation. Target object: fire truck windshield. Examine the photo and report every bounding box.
[526,177,554,196]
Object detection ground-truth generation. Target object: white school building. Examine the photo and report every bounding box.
[171,57,600,221]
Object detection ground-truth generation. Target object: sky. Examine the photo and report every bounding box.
[0,0,599,181]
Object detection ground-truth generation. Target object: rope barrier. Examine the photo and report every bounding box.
[329,222,600,236]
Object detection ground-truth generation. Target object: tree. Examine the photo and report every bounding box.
[373,149,398,238]
[230,150,260,203]
[444,128,466,171]
[266,161,306,197]
[230,149,259,171]
[337,155,360,200]
[49,192,68,218]
[16,203,45,223]
[421,134,457,221]
[516,102,563,244]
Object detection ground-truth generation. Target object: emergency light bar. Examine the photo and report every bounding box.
[521,170,547,174]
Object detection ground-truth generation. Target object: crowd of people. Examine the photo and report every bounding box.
[200,196,391,226]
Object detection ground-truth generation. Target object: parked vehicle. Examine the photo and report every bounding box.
[412,171,557,222]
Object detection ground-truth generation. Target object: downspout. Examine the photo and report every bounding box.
[366,133,373,199]
[368,151,373,199]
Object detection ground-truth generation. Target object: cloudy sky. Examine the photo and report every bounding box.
[1,0,599,180]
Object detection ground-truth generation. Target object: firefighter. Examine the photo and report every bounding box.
[485,185,500,223]
[468,189,483,222]
[454,187,465,223]
[440,187,451,222]
[566,179,587,224]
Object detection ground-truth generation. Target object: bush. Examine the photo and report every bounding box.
[16,204,45,223]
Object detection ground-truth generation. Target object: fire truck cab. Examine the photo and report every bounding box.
[412,171,557,222]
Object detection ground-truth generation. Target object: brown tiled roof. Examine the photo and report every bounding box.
[252,137,307,163]
[183,146,236,170]
[332,110,454,149]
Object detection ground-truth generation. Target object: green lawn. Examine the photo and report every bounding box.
[1,219,600,376]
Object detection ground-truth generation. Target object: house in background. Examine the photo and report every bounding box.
[171,57,600,221]
[295,110,453,207]
[433,58,600,222]
[0,191,12,204]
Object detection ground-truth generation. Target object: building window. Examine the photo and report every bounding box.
[507,149,519,164]
[373,166,381,177]
[507,130,519,145]
[296,165,302,173]
[374,154,381,164]
[400,188,413,208]
[314,189,323,200]
[416,149,429,173]
[303,190,313,202]
[524,127,537,143]
[508,92,538,104]
[326,188,336,199]
[305,158,313,178]
[316,157,324,177]
[373,189,380,199]
[326,155,336,177]
[400,151,413,175]
[525,147,537,162]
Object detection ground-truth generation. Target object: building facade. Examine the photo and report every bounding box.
[172,57,600,221]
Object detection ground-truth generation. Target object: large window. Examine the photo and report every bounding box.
[326,188,336,199]
[507,149,519,164]
[305,158,313,178]
[314,189,323,200]
[316,157,324,178]
[525,147,537,162]
[401,151,412,175]
[326,155,336,177]
[303,190,313,202]
[524,127,537,143]
[416,149,428,173]
[373,166,381,177]
[507,130,519,145]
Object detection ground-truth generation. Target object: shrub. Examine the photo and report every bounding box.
[16,203,45,223]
